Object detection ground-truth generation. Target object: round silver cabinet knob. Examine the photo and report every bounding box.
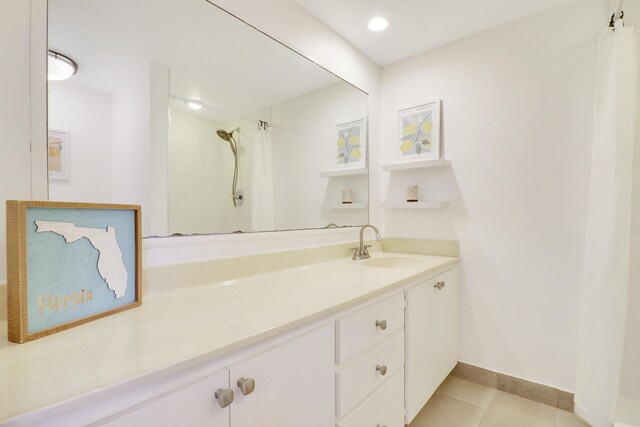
[376,364,388,375]
[375,319,387,330]
[214,388,234,408]
[237,377,256,396]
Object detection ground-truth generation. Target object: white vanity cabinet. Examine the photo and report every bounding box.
[7,258,460,427]
[405,267,458,423]
[93,324,334,427]
[96,368,231,427]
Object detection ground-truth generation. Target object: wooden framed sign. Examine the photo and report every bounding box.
[6,201,142,343]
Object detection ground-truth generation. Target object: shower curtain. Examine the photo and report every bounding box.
[575,19,637,427]
[251,127,274,230]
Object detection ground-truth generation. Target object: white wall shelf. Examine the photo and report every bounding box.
[381,201,449,209]
[319,168,368,177]
[381,159,450,172]
[322,203,368,210]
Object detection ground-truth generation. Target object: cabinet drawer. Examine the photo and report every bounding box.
[337,370,405,427]
[337,292,404,364]
[337,330,404,417]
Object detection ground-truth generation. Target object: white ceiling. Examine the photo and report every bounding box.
[49,0,348,117]
[49,0,577,114]
[292,0,577,66]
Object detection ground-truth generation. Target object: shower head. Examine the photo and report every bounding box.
[216,129,232,142]
[216,128,240,143]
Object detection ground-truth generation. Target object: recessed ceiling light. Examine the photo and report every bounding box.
[48,50,78,81]
[368,17,388,32]
[187,101,204,110]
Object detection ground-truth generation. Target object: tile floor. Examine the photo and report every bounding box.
[409,376,591,427]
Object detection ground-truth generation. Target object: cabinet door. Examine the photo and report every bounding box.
[95,368,230,427]
[229,324,334,427]
[405,268,458,423]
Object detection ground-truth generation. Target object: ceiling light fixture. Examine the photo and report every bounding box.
[368,17,388,32]
[48,50,78,81]
[187,101,204,110]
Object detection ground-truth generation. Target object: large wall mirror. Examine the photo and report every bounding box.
[47,0,369,237]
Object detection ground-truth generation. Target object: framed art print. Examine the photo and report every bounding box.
[336,118,367,169]
[6,201,142,343]
[398,99,441,161]
[48,129,70,180]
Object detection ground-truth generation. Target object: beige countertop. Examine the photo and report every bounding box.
[0,250,457,425]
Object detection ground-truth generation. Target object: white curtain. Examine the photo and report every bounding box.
[575,19,637,427]
[251,127,274,230]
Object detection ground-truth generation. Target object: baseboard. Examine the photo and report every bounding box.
[451,361,575,412]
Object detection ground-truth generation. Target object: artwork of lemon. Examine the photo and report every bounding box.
[337,125,362,164]
[48,137,63,172]
[400,111,433,156]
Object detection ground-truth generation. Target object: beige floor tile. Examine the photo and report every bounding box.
[557,410,591,427]
[410,394,484,427]
[436,376,497,409]
[479,391,558,427]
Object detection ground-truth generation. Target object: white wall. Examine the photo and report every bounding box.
[623,167,640,399]
[112,64,152,235]
[112,63,169,237]
[169,109,221,234]
[149,65,170,237]
[48,82,113,202]
[0,0,37,284]
[620,0,640,402]
[271,81,368,229]
[380,0,601,391]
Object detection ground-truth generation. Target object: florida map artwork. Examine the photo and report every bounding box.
[26,207,137,334]
[6,201,141,343]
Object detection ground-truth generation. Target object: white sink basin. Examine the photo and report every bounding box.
[362,256,422,268]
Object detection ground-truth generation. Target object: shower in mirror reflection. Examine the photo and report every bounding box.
[251,122,274,230]
[216,127,243,207]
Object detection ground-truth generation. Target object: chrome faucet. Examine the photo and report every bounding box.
[351,224,382,260]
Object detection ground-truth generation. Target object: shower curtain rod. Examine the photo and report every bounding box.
[170,94,270,129]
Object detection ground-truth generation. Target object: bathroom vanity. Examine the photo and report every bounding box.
[0,250,458,427]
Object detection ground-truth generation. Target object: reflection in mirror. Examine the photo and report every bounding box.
[47,0,369,237]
